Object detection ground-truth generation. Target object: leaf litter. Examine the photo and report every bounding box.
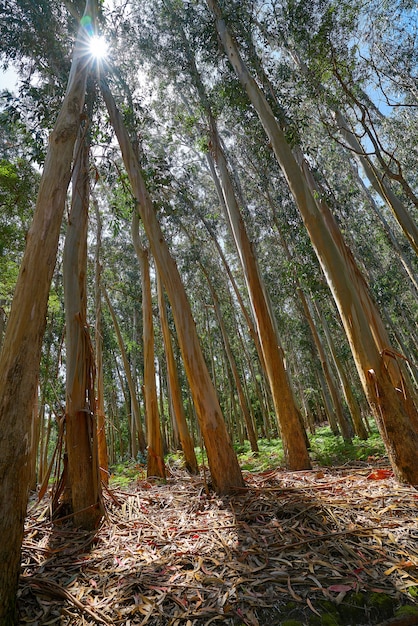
[18,461,418,625]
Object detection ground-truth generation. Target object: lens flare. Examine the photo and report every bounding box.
[89,35,108,59]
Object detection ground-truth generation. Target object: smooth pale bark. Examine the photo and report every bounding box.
[93,199,109,484]
[131,212,165,479]
[64,131,102,529]
[102,286,146,453]
[0,3,95,620]
[206,0,418,485]
[100,79,244,494]
[157,271,198,474]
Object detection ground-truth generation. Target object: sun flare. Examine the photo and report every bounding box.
[89,35,108,59]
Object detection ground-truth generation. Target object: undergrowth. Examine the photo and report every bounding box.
[110,421,387,486]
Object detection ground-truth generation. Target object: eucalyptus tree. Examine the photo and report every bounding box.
[157,271,198,473]
[132,211,166,479]
[102,284,146,454]
[63,121,103,529]
[93,199,109,483]
[99,78,245,493]
[252,0,418,256]
[205,0,418,485]
[0,1,98,619]
[126,0,311,469]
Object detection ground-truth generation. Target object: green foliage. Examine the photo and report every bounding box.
[235,438,285,471]
[0,156,39,307]
[309,424,386,466]
[395,605,418,617]
[109,461,146,488]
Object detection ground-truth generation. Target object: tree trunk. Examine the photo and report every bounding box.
[204,269,259,452]
[0,2,94,619]
[63,129,102,529]
[318,305,368,440]
[157,271,199,474]
[182,33,310,467]
[93,199,109,484]
[287,48,418,256]
[270,207,352,441]
[206,0,418,485]
[206,147,311,469]
[131,212,165,479]
[102,286,146,453]
[100,79,244,494]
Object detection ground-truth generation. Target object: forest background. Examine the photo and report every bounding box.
[0,0,417,623]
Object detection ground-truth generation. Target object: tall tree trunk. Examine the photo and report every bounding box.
[93,199,109,484]
[206,0,418,485]
[181,33,310,467]
[63,128,102,529]
[201,214,267,377]
[102,286,146,453]
[206,147,310,469]
[131,212,165,479]
[318,305,368,439]
[157,271,198,474]
[0,2,94,619]
[270,202,352,441]
[100,79,244,494]
[203,267,259,452]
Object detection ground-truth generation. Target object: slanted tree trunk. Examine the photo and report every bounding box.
[318,305,368,439]
[284,48,418,256]
[102,285,146,453]
[100,79,244,494]
[206,148,311,469]
[202,266,259,452]
[270,205,352,441]
[206,0,418,485]
[180,33,309,468]
[157,271,198,474]
[63,128,102,529]
[132,211,165,479]
[0,2,94,619]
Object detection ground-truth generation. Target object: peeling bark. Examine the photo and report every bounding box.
[0,2,94,620]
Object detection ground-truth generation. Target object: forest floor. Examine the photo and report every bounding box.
[18,451,418,626]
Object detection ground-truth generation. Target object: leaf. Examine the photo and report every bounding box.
[328,584,353,592]
[367,469,393,480]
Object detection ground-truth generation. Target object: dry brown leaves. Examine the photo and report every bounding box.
[18,463,418,625]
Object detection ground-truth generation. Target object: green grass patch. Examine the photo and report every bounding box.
[112,421,387,485]
[109,460,146,488]
[309,423,386,466]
